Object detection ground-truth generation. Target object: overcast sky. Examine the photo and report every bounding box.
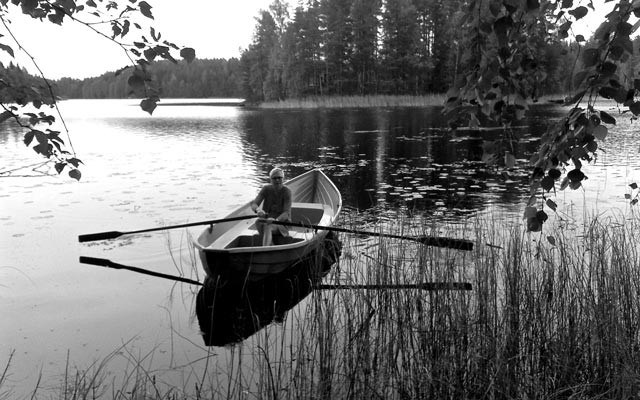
[2,0,273,79]
[0,0,612,80]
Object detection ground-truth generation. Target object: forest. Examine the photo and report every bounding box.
[5,0,638,103]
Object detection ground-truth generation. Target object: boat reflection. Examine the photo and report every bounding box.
[195,232,342,346]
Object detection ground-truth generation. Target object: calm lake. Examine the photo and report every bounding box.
[1,99,639,397]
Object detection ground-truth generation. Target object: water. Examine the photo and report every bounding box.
[1,99,639,397]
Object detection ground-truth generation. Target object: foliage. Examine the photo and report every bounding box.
[0,0,194,180]
[241,0,574,103]
[445,0,640,231]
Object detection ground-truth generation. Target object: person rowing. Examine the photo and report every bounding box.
[249,167,292,246]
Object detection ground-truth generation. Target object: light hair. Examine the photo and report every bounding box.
[269,167,284,178]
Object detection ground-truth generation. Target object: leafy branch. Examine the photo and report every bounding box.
[446,0,640,231]
[0,0,196,180]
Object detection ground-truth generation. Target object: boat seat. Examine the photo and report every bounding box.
[244,202,326,232]
[291,202,326,225]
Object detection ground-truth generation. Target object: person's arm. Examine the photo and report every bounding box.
[250,187,266,217]
[276,188,292,222]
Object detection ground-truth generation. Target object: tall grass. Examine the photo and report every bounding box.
[258,94,446,109]
[7,212,640,399]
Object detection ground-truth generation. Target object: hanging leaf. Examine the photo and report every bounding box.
[546,198,557,211]
[23,130,35,146]
[138,1,153,19]
[0,43,14,57]
[69,169,82,181]
[582,48,600,67]
[568,6,588,19]
[541,176,555,191]
[630,183,638,190]
[180,47,196,63]
[524,206,538,219]
[599,110,616,125]
[67,157,83,167]
[140,97,158,115]
[567,169,585,182]
[592,125,608,140]
[598,61,617,76]
[0,110,13,123]
[527,217,542,232]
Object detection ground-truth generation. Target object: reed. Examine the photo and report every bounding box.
[197,211,640,399]
[8,211,640,399]
[258,94,446,109]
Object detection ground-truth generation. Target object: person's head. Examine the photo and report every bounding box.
[269,167,284,187]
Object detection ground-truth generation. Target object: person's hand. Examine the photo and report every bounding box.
[257,210,266,218]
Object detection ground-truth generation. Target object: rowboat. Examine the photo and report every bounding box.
[193,169,342,281]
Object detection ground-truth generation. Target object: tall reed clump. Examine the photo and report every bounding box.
[246,212,640,399]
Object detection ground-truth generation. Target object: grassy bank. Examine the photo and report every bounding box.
[7,212,640,399]
[258,94,446,109]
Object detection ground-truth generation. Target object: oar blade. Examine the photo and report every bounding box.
[417,236,474,251]
[78,231,122,243]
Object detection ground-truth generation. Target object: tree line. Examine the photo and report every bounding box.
[53,58,244,99]
[6,0,638,105]
[238,0,580,102]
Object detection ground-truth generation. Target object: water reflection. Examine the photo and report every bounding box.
[240,107,553,221]
[196,233,342,346]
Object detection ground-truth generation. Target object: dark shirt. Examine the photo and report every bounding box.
[254,184,292,220]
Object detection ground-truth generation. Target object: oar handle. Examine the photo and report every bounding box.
[78,231,122,243]
[79,256,110,266]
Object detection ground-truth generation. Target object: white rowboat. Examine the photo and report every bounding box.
[194,169,342,281]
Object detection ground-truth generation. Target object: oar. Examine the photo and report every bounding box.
[316,282,472,291]
[79,256,204,286]
[78,215,256,243]
[270,220,474,250]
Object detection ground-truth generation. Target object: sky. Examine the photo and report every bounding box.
[2,0,273,79]
[0,0,615,81]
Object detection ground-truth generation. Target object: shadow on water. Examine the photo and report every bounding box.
[196,232,342,347]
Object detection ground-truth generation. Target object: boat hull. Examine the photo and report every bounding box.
[199,232,328,279]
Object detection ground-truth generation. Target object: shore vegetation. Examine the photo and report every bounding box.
[5,210,640,399]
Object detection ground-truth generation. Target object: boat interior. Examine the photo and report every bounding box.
[218,202,332,250]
